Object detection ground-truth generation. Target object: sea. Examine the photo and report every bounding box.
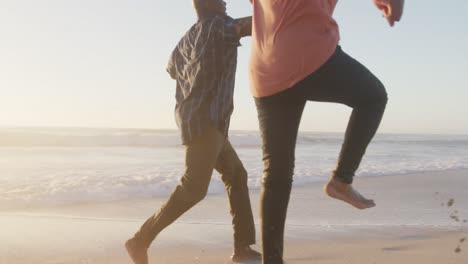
[1,127,468,208]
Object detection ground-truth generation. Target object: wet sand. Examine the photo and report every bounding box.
[1,169,467,263]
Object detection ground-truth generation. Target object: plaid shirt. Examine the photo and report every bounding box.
[167,15,241,145]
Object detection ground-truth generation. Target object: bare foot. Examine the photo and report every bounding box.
[324,178,376,210]
[125,238,149,264]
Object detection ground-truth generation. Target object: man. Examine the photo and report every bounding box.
[125,1,260,263]
[248,0,405,263]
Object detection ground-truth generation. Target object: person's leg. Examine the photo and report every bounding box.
[298,46,388,209]
[214,140,260,262]
[125,127,225,264]
[255,90,306,264]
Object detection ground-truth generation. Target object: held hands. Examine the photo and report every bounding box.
[373,0,405,27]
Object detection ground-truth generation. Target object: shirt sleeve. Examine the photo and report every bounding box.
[211,16,241,46]
[166,48,179,80]
[234,16,252,37]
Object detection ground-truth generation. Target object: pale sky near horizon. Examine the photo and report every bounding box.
[1,0,468,134]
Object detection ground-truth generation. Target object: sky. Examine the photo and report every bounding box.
[1,0,467,134]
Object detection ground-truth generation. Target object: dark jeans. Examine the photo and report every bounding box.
[133,127,256,250]
[255,46,388,264]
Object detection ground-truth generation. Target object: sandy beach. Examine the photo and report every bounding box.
[3,0,468,263]
[1,169,467,264]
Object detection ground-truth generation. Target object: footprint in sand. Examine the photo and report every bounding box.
[454,237,467,254]
[435,195,467,254]
[447,198,455,207]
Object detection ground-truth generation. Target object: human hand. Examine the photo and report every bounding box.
[373,0,405,27]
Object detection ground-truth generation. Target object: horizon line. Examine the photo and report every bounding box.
[1,125,467,136]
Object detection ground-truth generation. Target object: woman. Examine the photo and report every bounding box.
[248,0,405,263]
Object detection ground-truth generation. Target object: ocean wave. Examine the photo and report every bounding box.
[1,128,468,207]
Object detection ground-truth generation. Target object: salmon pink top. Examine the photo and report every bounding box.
[249,0,393,97]
[249,0,340,97]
